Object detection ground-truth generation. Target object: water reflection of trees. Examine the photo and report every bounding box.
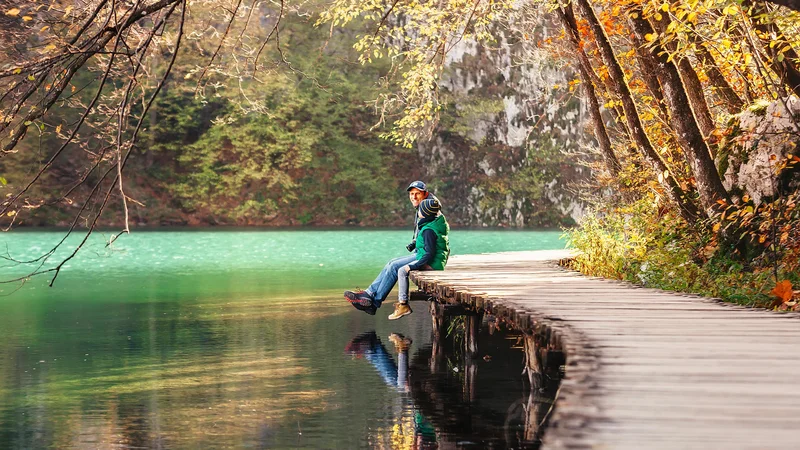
[0,296,347,448]
[407,302,562,449]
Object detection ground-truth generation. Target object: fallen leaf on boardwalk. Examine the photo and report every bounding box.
[771,280,794,303]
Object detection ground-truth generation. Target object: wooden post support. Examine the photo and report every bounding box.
[464,311,483,359]
[429,301,446,374]
[523,332,542,388]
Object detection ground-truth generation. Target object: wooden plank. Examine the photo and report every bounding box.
[410,250,800,450]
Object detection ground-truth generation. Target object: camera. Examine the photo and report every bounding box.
[406,242,416,252]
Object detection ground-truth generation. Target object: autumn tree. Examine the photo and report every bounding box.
[0,0,297,283]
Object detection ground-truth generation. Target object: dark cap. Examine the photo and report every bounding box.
[406,180,427,192]
[418,198,441,218]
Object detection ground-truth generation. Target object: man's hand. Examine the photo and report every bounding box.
[406,242,416,252]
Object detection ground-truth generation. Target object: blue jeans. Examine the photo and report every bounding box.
[398,264,412,303]
[366,255,417,307]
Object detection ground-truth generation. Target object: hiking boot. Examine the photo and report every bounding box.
[344,289,374,307]
[388,302,412,320]
[351,300,377,315]
[388,333,412,352]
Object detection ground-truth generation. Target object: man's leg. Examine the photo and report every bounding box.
[398,264,432,302]
[390,265,434,320]
[365,255,417,307]
[389,264,414,320]
[397,264,412,303]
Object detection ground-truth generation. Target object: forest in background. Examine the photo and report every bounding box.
[0,0,580,229]
[0,0,798,306]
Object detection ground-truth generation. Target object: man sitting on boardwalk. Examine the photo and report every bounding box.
[345,197,450,320]
[405,180,439,252]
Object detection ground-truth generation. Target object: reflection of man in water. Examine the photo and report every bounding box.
[345,331,438,448]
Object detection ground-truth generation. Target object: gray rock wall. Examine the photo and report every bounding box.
[416,20,590,227]
[721,97,800,204]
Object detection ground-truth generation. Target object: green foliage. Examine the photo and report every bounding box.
[477,139,577,227]
[441,96,506,137]
[566,197,800,308]
[172,109,314,219]
[318,0,515,147]
[133,13,414,226]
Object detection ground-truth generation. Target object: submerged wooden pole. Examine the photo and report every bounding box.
[523,332,542,442]
[464,312,482,358]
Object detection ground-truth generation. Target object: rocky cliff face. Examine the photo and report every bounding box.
[416,21,590,227]
[721,97,800,205]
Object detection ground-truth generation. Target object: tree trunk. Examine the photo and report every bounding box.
[651,14,717,145]
[744,0,800,97]
[573,0,701,222]
[556,6,621,176]
[630,45,687,176]
[634,43,669,119]
[628,11,731,217]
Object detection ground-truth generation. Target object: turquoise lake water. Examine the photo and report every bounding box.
[0,229,565,448]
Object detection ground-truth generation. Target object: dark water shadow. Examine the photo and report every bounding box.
[345,303,562,449]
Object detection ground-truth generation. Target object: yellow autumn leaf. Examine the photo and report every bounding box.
[22,15,32,21]
[645,33,657,42]
[44,44,56,52]
[55,124,62,134]
[5,8,21,16]
[7,211,16,217]
[40,25,49,32]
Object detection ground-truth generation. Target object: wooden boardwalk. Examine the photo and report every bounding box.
[410,250,800,450]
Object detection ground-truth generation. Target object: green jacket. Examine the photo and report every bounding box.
[415,215,450,270]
